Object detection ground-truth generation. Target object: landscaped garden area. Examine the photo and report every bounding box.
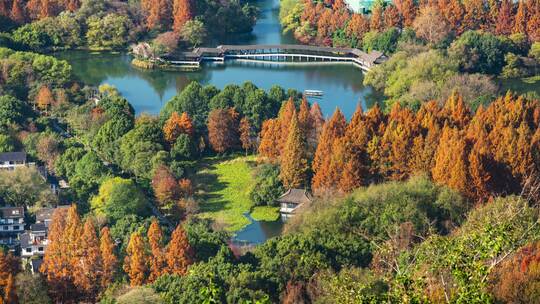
[192,155,280,231]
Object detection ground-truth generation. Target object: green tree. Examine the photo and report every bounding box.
[86,13,131,50]
[180,19,207,47]
[449,30,510,74]
[15,273,52,304]
[249,163,284,206]
[91,177,149,222]
[0,166,58,209]
[0,134,16,153]
[0,95,29,128]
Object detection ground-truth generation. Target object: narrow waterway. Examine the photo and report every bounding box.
[56,0,382,119]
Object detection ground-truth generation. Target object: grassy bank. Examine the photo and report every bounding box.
[192,155,282,231]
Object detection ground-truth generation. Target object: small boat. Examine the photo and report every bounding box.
[304,90,324,97]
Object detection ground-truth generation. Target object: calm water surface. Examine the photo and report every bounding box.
[55,0,382,119]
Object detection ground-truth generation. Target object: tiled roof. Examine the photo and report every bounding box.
[0,207,24,219]
[0,152,26,163]
[30,223,47,232]
[276,189,313,204]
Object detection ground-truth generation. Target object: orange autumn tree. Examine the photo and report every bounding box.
[147,220,167,282]
[0,0,8,17]
[100,227,118,290]
[146,0,172,30]
[124,231,149,286]
[514,0,528,34]
[337,105,371,192]
[258,118,281,159]
[280,113,309,189]
[0,250,19,304]
[74,219,102,302]
[35,85,55,112]
[3,274,16,304]
[527,0,540,41]
[384,4,402,28]
[166,224,194,275]
[278,98,297,153]
[432,125,471,197]
[400,0,418,27]
[40,205,80,303]
[163,111,194,144]
[172,0,193,33]
[496,0,515,35]
[239,117,254,154]
[307,102,324,154]
[10,0,26,24]
[312,109,346,192]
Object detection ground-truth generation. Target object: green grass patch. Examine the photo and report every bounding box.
[192,155,258,231]
[250,206,280,222]
[523,75,540,84]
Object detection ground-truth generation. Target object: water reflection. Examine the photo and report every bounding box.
[232,213,283,245]
[58,51,382,118]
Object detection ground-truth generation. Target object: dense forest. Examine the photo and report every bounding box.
[282,0,540,106]
[0,0,257,51]
[1,0,540,303]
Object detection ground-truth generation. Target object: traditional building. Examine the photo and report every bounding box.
[0,152,27,170]
[277,189,313,220]
[0,207,25,249]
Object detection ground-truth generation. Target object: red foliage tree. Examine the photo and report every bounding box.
[152,165,181,206]
[207,108,240,153]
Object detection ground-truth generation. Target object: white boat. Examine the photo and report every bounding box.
[304,90,324,97]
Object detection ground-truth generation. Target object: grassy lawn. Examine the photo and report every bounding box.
[192,155,257,231]
[251,206,280,221]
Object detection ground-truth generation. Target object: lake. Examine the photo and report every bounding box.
[55,0,382,119]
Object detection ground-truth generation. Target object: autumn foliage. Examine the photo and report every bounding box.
[163,111,194,144]
[123,222,194,286]
[207,108,240,153]
[260,93,540,203]
[40,205,118,303]
[292,0,540,46]
[0,251,19,304]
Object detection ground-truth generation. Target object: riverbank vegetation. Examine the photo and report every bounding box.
[280,0,540,106]
[0,0,258,52]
